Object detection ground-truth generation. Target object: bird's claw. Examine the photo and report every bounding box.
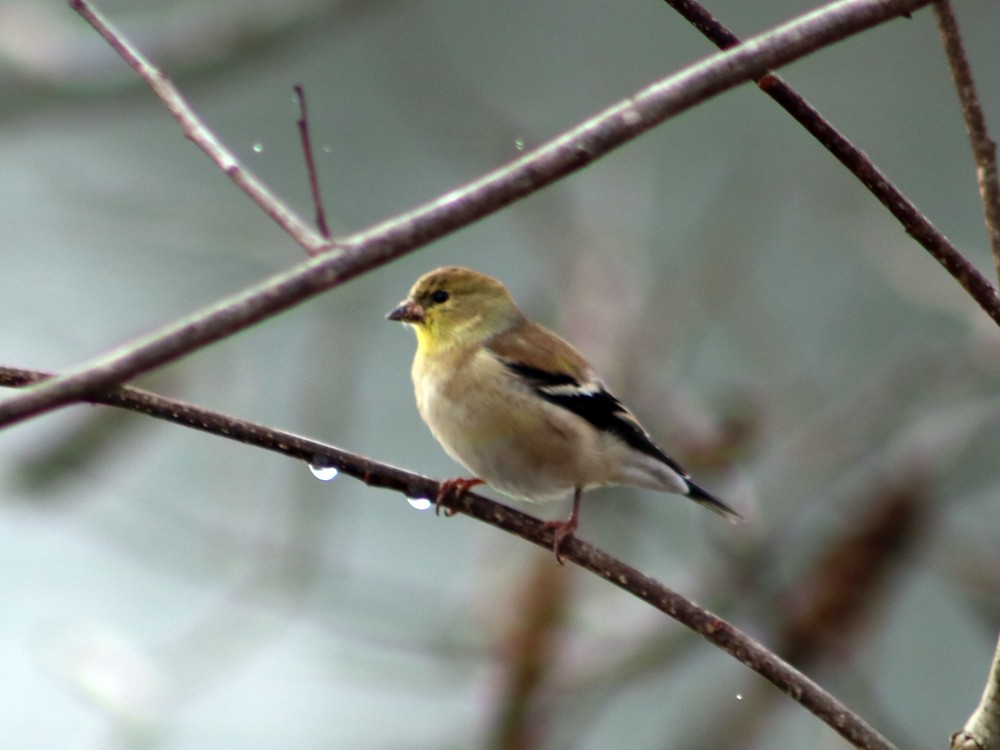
[543,517,578,565]
[435,477,483,516]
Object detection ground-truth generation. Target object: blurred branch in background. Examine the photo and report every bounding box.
[487,560,572,750]
[782,481,924,665]
[0,0,335,93]
[698,478,926,750]
[932,0,1000,284]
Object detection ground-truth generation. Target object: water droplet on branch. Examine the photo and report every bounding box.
[407,497,432,511]
[308,463,339,481]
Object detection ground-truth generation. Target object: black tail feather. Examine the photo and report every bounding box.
[685,478,743,522]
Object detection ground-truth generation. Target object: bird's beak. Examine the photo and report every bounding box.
[386,299,425,324]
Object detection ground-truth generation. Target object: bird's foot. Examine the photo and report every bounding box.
[435,477,484,516]
[543,516,578,565]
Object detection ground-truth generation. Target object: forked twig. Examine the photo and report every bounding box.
[67,0,328,255]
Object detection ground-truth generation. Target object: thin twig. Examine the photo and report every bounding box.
[1,0,939,431]
[932,0,1000,284]
[0,364,897,750]
[293,84,332,242]
[659,0,1000,337]
[68,0,328,255]
[951,632,1000,750]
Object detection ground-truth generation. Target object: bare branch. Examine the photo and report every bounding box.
[68,0,328,255]
[659,0,1000,343]
[952,632,1000,750]
[0,364,897,750]
[932,0,1000,283]
[1,0,937,431]
[294,84,332,243]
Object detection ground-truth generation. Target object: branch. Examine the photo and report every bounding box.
[659,0,1000,335]
[68,0,328,255]
[932,0,1000,283]
[293,84,332,241]
[0,0,935,432]
[952,632,1000,750]
[0,364,896,750]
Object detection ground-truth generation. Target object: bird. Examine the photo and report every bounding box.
[387,266,741,562]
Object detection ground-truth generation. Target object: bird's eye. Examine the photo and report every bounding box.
[430,290,449,304]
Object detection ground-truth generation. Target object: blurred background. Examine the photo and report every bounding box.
[1,0,999,747]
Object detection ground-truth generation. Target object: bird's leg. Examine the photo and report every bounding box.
[544,487,582,564]
[435,477,484,516]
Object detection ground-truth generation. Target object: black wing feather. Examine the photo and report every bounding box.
[502,362,686,475]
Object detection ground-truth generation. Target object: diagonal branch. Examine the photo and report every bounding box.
[0,363,897,750]
[932,0,1000,284]
[68,0,328,255]
[659,0,1000,334]
[0,0,936,431]
[951,632,1000,750]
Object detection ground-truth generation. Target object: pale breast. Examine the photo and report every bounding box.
[413,348,619,501]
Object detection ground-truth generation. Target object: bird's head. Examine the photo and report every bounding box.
[387,267,523,352]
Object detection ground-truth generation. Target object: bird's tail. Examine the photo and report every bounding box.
[685,478,743,523]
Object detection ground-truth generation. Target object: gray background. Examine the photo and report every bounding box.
[1,0,998,748]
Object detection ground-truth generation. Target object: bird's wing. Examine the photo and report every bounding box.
[484,321,687,475]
